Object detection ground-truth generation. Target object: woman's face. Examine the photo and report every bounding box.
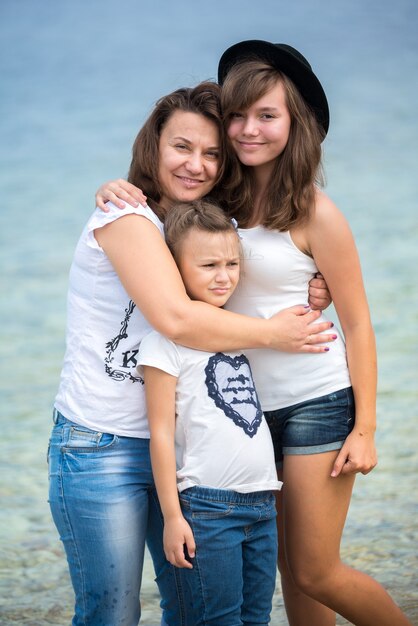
[227,80,291,177]
[158,111,220,209]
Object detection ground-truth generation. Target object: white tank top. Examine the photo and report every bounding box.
[225,226,351,410]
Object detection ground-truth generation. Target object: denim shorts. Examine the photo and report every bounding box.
[264,387,355,466]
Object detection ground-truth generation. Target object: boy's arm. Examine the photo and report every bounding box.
[143,365,196,569]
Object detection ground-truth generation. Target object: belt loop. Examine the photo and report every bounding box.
[53,407,59,424]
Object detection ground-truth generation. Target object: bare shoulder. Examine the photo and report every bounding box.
[309,189,352,236]
[313,189,344,221]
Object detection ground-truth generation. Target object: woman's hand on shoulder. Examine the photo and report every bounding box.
[95,179,147,212]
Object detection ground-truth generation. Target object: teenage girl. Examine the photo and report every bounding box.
[216,40,411,626]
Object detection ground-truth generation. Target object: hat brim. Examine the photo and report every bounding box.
[218,40,329,136]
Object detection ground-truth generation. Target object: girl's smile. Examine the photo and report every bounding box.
[227,80,291,175]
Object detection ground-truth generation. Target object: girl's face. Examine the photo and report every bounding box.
[177,228,240,308]
[227,80,291,177]
[158,111,220,209]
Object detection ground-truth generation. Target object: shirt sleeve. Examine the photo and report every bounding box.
[137,331,181,378]
[85,202,164,250]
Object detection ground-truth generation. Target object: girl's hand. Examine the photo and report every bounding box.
[331,429,377,477]
[163,516,196,569]
[95,179,147,212]
[308,272,332,311]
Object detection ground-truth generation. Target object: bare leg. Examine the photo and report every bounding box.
[282,451,412,626]
[275,469,336,626]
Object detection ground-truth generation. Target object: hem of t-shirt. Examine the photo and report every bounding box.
[260,379,352,412]
[137,355,180,379]
[177,479,282,493]
[53,403,151,439]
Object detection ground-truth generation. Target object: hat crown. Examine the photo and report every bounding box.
[274,43,312,71]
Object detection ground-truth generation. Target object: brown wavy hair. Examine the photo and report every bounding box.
[221,60,325,230]
[164,199,238,263]
[128,82,229,219]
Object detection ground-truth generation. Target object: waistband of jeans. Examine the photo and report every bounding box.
[52,407,68,425]
[180,486,273,504]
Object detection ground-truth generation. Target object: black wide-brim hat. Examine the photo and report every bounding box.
[218,39,329,136]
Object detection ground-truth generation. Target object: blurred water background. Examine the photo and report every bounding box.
[0,0,417,624]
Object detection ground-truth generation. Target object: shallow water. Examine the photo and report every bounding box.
[1,0,417,623]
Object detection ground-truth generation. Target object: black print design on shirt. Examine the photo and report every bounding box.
[205,353,263,438]
[104,300,144,384]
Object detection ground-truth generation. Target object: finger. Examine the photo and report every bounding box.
[96,190,126,210]
[308,281,327,292]
[304,311,333,328]
[307,332,337,345]
[167,547,189,569]
[115,181,147,207]
[174,547,193,569]
[290,305,322,318]
[96,198,110,212]
[102,182,144,209]
[308,297,329,311]
[361,466,376,475]
[106,184,138,208]
[330,451,347,477]
[185,535,196,559]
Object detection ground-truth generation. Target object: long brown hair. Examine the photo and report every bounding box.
[221,60,325,230]
[128,82,229,218]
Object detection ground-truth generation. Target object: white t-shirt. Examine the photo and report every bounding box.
[225,226,351,410]
[54,203,164,438]
[138,331,282,494]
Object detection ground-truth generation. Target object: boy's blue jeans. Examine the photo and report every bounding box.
[48,410,185,626]
[179,486,278,626]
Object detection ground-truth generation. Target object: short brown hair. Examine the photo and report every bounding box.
[128,82,228,215]
[164,199,238,262]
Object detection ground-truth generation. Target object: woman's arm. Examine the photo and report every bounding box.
[95,180,333,310]
[144,365,195,569]
[96,213,336,353]
[307,191,378,476]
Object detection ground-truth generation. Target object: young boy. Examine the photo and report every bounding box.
[137,199,281,626]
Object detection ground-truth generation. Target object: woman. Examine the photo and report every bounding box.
[98,41,412,626]
[50,81,334,626]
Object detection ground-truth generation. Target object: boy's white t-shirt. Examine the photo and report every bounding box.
[54,203,164,438]
[138,331,282,494]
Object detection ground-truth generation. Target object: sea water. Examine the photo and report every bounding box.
[0,0,417,623]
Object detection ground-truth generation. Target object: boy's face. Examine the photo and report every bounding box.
[177,228,240,307]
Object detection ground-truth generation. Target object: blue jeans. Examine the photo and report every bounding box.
[179,486,278,626]
[48,410,186,626]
